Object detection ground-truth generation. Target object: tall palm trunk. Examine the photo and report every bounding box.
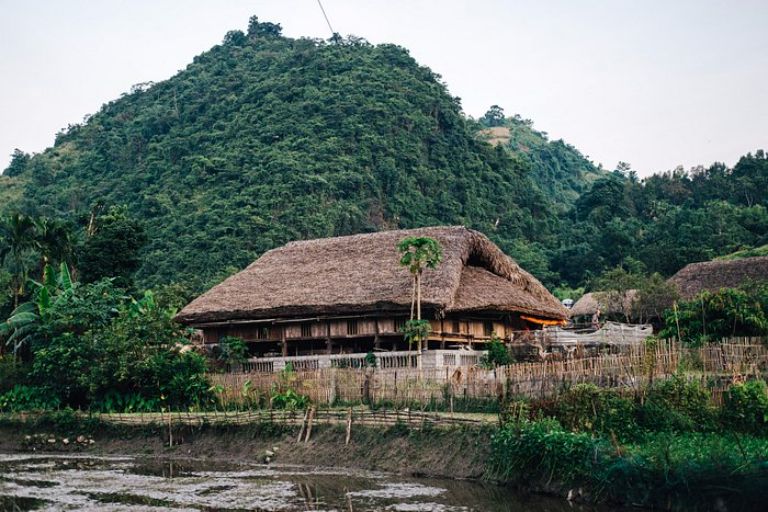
[416,271,422,352]
[410,275,416,320]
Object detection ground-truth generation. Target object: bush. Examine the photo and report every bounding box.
[722,379,768,435]
[480,335,512,368]
[490,418,603,485]
[553,384,639,441]
[638,375,717,432]
[0,385,61,412]
[0,356,25,394]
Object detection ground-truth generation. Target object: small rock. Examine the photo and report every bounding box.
[567,489,575,502]
[272,446,279,452]
[88,439,95,445]
[77,435,86,444]
[265,457,271,463]
[62,438,70,445]
[47,438,56,444]
[265,450,274,457]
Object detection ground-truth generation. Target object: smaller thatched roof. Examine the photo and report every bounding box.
[668,256,768,300]
[570,290,637,318]
[176,226,568,324]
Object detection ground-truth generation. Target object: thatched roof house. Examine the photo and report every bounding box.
[178,226,567,324]
[668,256,768,300]
[569,290,637,319]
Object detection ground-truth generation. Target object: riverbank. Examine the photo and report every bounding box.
[0,414,494,481]
[2,411,768,511]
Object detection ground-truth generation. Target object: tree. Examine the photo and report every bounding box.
[247,16,282,38]
[397,236,442,354]
[0,263,76,358]
[223,30,247,46]
[480,105,505,127]
[3,149,30,177]
[77,206,147,289]
[33,217,75,275]
[0,213,37,307]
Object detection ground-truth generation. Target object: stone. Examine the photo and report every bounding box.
[77,435,86,444]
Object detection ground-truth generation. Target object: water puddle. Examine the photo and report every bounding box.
[0,454,610,511]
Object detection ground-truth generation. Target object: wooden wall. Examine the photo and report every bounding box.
[201,314,522,345]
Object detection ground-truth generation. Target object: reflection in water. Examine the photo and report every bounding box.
[0,454,612,511]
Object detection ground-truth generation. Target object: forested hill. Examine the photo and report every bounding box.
[0,18,568,290]
[2,17,766,294]
[476,107,604,208]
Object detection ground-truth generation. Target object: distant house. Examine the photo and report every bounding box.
[668,256,768,300]
[569,290,638,323]
[176,226,567,358]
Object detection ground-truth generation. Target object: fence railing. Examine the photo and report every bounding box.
[209,339,768,407]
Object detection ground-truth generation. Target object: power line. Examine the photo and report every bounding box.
[316,0,336,37]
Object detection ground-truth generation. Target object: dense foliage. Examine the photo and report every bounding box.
[0,19,563,291]
[1,17,765,294]
[491,378,768,507]
[0,265,211,412]
[558,153,768,286]
[660,285,768,344]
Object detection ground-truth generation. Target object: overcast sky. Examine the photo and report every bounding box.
[1,0,766,176]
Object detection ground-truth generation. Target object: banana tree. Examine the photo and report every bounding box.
[0,263,75,359]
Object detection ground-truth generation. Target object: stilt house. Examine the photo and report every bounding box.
[175,226,568,358]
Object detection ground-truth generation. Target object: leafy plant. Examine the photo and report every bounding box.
[401,319,431,351]
[722,379,768,435]
[0,384,61,412]
[480,334,512,368]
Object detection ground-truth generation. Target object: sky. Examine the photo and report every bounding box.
[1,0,766,176]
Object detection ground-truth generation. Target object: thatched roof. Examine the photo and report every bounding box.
[176,226,567,324]
[570,290,637,318]
[668,256,768,300]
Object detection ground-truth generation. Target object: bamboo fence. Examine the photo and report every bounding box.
[209,338,768,408]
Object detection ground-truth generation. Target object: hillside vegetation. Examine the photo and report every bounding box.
[1,19,572,290]
[1,16,767,293]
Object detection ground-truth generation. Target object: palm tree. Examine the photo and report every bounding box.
[33,217,75,274]
[397,236,442,352]
[0,213,37,308]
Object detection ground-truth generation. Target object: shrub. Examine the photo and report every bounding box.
[0,385,61,412]
[270,389,310,410]
[0,356,25,394]
[553,384,639,441]
[480,335,512,368]
[638,376,717,432]
[490,418,603,485]
[722,379,768,435]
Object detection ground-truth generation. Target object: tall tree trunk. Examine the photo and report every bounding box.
[416,272,422,321]
[410,275,416,320]
[416,272,422,353]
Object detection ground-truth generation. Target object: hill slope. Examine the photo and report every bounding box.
[478,115,604,208]
[3,19,566,289]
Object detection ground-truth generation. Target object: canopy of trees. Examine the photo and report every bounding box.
[0,16,766,295]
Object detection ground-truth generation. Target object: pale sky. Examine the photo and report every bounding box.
[1,0,766,176]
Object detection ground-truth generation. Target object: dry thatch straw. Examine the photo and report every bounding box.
[668,256,768,300]
[570,290,638,318]
[176,226,567,324]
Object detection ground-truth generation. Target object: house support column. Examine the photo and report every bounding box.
[326,337,333,354]
[281,328,287,357]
